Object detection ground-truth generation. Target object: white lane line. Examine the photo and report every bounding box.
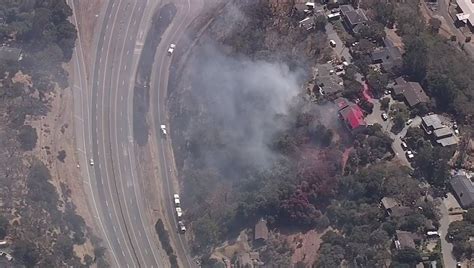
[124,65,127,70]
[126,49,130,55]
[106,200,109,207]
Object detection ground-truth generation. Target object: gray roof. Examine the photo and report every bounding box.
[450,175,474,208]
[0,46,21,61]
[381,197,399,210]
[393,80,429,107]
[433,127,454,138]
[396,230,417,249]
[422,114,444,130]
[340,5,368,27]
[255,219,269,241]
[315,64,343,94]
[437,136,459,147]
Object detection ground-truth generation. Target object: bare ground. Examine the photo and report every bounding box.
[287,228,330,267]
[28,75,95,261]
[73,0,105,77]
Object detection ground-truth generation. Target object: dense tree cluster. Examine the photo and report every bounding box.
[447,209,474,259]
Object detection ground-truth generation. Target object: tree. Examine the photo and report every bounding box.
[314,15,327,32]
[17,125,38,150]
[343,79,363,99]
[403,35,427,82]
[12,240,39,267]
[413,145,453,188]
[380,97,390,111]
[0,216,8,239]
[366,70,389,96]
[429,18,441,34]
[393,248,422,265]
[465,208,474,224]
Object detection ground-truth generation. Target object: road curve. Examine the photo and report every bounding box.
[148,0,204,267]
[71,0,206,266]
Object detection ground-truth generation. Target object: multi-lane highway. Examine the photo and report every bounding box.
[70,0,203,267]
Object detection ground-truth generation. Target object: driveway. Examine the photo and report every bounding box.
[326,22,352,62]
[439,193,462,268]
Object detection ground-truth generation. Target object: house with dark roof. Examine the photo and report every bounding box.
[370,46,402,72]
[381,197,411,217]
[0,46,22,61]
[339,5,368,34]
[395,230,419,249]
[450,174,474,208]
[393,78,430,107]
[335,97,366,133]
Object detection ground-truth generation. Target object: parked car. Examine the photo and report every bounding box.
[329,40,336,47]
[406,119,413,125]
[401,141,408,150]
[406,150,414,160]
[89,158,94,166]
[382,113,388,121]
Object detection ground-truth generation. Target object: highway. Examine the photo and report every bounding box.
[70,0,203,267]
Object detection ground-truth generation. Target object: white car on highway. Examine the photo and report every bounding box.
[89,158,94,166]
[173,194,180,207]
[160,124,167,136]
[175,207,183,219]
[178,221,186,233]
[168,44,176,55]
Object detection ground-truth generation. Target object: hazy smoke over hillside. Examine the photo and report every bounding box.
[187,44,304,175]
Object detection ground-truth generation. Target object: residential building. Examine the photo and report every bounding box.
[455,0,474,32]
[254,219,269,243]
[0,46,22,61]
[450,174,474,208]
[395,230,419,249]
[335,97,366,133]
[339,5,368,34]
[370,39,402,72]
[393,78,430,107]
[381,197,410,217]
[314,63,344,96]
[421,114,459,147]
[299,17,314,31]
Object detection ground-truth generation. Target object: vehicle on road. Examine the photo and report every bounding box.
[382,113,388,121]
[178,221,186,233]
[173,194,180,207]
[406,150,414,160]
[406,119,413,125]
[176,207,183,219]
[89,158,94,166]
[168,43,176,55]
[401,141,408,150]
[160,124,167,136]
[329,40,336,47]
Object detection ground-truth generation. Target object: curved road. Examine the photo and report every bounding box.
[70,0,203,267]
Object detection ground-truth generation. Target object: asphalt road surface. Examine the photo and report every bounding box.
[70,0,203,267]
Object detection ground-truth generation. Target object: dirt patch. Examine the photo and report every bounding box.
[385,28,405,52]
[73,0,105,76]
[28,80,95,260]
[287,228,330,266]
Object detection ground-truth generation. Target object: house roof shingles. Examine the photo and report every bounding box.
[450,175,474,208]
[340,5,368,27]
[396,230,417,249]
[393,79,429,107]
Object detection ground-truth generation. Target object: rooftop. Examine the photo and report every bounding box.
[450,174,474,208]
[340,5,368,27]
[396,230,417,249]
[433,127,454,138]
[315,64,343,94]
[393,80,429,107]
[456,0,474,25]
[437,136,459,147]
[255,219,269,241]
[381,197,399,210]
[421,114,444,130]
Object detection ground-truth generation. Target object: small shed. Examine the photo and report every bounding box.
[254,219,269,243]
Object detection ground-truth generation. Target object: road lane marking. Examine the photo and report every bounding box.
[106,200,109,207]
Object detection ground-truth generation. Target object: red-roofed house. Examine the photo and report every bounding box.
[335,97,367,133]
